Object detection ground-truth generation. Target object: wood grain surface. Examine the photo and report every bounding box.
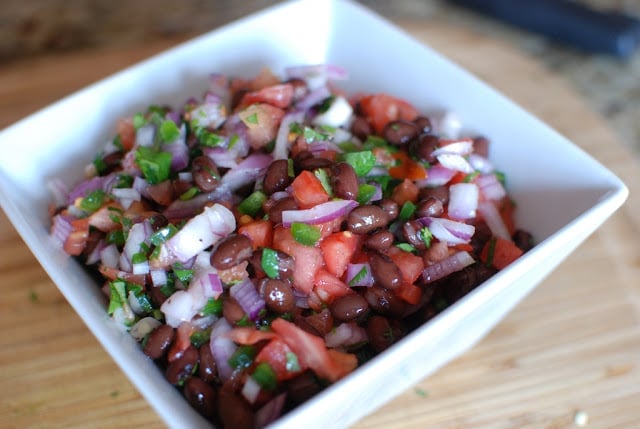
[1,21,639,429]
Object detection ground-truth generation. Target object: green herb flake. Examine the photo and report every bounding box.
[179,187,200,201]
[190,329,211,348]
[261,248,280,279]
[398,201,417,222]
[135,146,172,185]
[107,280,127,315]
[159,119,180,143]
[414,387,428,397]
[313,168,333,196]
[285,351,301,372]
[245,112,259,125]
[131,251,147,265]
[238,190,267,217]
[29,290,39,303]
[195,127,226,147]
[291,222,321,246]
[228,345,256,369]
[287,158,295,178]
[115,174,134,189]
[485,237,497,267]
[252,362,278,390]
[93,155,107,175]
[132,112,146,129]
[420,227,433,248]
[80,190,106,212]
[201,297,223,317]
[395,243,416,253]
[112,134,124,151]
[343,150,376,176]
[463,171,480,183]
[173,267,194,284]
[303,126,328,143]
[356,183,377,205]
[105,230,126,246]
[495,171,506,186]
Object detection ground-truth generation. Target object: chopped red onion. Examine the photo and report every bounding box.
[431,139,473,157]
[208,73,231,109]
[281,199,359,227]
[436,153,474,174]
[476,173,507,201]
[423,251,475,283]
[67,176,106,205]
[161,290,196,328]
[111,187,141,209]
[254,393,287,429]
[468,153,494,174]
[50,214,73,248]
[418,216,475,245]
[154,203,235,267]
[417,165,457,187]
[189,102,226,129]
[220,153,272,191]
[324,322,368,348]
[448,183,479,220]
[119,221,151,272]
[345,263,374,287]
[285,64,348,90]
[230,278,265,321]
[203,147,239,169]
[47,178,70,208]
[274,111,305,160]
[312,95,353,128]
[209,318,236,382]
[296,85,332,111]
[100,243,120,269]
[477,201,512,241]
[85,239,107,265]
[161,123,189,172]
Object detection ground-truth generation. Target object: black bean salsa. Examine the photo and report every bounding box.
[49,65,533,428]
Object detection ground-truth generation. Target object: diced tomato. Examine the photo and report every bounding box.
[64,218,90,255]
[359,93,419,135]
[320,231,359,278]
[387,246,424,286]
[116,118,136,151]
[315,217,345,238]
[224,327,277,345]
[168,321,196,362]
[238,219,274,250]
[290,170,329,209]
[326,349,358,376]
[480,237,523,270]
[395,282,423,305]
[238,83,294,109]
[313,268,351,303]
[388,151,427,180]
[98,265,147,286]
[255,338,306,381]
[248,66,280,90]
[272,226,323,294]
[237,103,286,150]
[391,178,419,206]
[270,318,355,382]
[499,197,517,236]
[452,243,474,253]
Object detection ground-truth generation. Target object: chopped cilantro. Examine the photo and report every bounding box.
[238,190,267,217]
[348,265,369,287]
[261,248,280,279]
[173,267,193,283]
[420,227,433,248]
[105,230,126,246]
[131,251,147,264]
[285,351,301,372]
[201,297,223,316]
[159,120,180,143]
[135,146,172,184]
[343,150,376,176]
[356,183,377,205]
[190,329,211,348]
[314,168,333,196]
[195,127,226,147]
[93,155,108,175]
[114,174,134,188]
[302,126,328,143]
[395,243,416,253]
[149,225,178,246]
[179,186,200,201]
[107,280,127,315]
[463,171,480,183]
[398,201,416,222]
[228,345,256,369]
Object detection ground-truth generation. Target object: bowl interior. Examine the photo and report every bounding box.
[0,0,627,428]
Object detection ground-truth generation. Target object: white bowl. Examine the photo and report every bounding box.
[0,0,628,428]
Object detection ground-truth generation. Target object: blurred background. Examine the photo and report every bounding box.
[0,0,638,155]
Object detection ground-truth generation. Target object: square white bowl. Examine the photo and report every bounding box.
[0,0,628,428]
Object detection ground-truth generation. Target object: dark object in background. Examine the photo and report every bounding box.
[450,0,640,58]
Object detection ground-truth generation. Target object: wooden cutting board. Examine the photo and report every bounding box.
[1,21,639,429]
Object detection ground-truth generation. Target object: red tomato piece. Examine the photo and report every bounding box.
[224,327,278,345]
[117,118,136,151]
[238,219,274,250]
[359,93,419,135]
[237,103,286,150]
[387,246,424,286]
[98,265,147,286]
[238,83,294,109]
[272,226,323,295]
[167,321,196,362]
[255,338,307,381]
[64,218,90,255]
[391,178,419,206]
[290,170,330,209]
[320,231,359,278]
[270,318,355,382]
[388,151,427,181]
[313,268,351,303]
[480,237,523,270]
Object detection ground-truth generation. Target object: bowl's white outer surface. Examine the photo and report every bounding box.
[0,0,628,428]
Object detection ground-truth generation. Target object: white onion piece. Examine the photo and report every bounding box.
[436,153,474,174]
[242,377,262,404]
[296,85,331,111]
[430,111,462,139]
[477,201,512,241]
[153,203,235,267]
[136,124,155,147]
[448,183,479,220]
[160,290,196,328]
[419,217,475,245]
[282,199,358,227]
[119,221,148,272]
[476,173,507,201]
[324,322,368,348]
[132,260,150,275]
[209,318,236,382]
[129,317,161,341]
[423,251,475,283]
[100,244,120,268]
[431,139,473,157]
[468,153,494,174]
[111,187,141,209]
[150,269,168,286]
[47,178,69,208]
[312,95,353,128]
[189,101,226,129]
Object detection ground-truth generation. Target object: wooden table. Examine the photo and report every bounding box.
[1,21,639,428]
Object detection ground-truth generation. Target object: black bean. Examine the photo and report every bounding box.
[473,136,490,158]
[402,220,428,250]
[329,293,370,322]
[303,308,334,336]
[366,316,405,353]
[191,155,220,192]
[210,234,253,270]
[147,213,169,231]
[268,197,298,225]
[377,199,399,221]
[263,159,293,195]
[143,324,175,360]
[166,346,199,385]
[347,205,389,234]
[364,230,394,250]
[184,377,217,419]
[513,229,534,252]
[297,155,332,171]
[350,116,372,141]
[218,384,255,429]
[147,285,170,307]
[331,162,359,200]
[411,134,439,162]
[198,343,217,384]
[363,285,406,318]
[263,279,295,314]
[415,197,444,218]
[286,371,322,406]
[369,251,403,290]
[383,120,418,146]
[419,185,449,205]
[413,116,433,134]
